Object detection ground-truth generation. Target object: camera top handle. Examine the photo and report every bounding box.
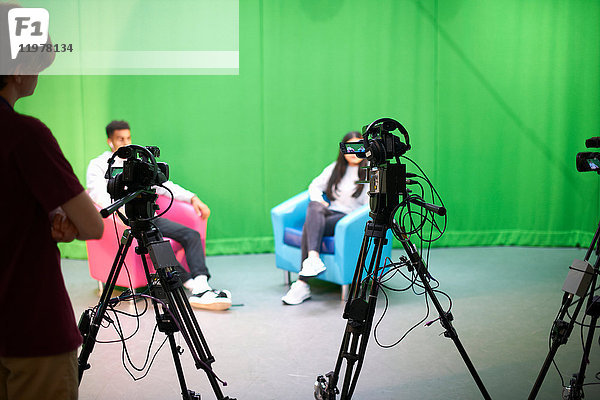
[362,117,411,163]
[104,144,160,182]
[363,117,410,146]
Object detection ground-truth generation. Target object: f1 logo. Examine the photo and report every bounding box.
[7,8,49,60]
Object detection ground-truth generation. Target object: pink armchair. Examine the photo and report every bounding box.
[86,195,207,289]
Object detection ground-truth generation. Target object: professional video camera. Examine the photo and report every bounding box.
[100,145,169,220]
[340,118,412,224]
[576,137,600,173]
[105,145,169,201]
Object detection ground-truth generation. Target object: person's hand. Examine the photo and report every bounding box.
[191,196,210,220]
[50,211,79,242]
[319,200,329,207]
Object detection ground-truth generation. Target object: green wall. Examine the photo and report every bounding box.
[14,0,600,258]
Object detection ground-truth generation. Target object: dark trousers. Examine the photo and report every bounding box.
[154,217,209,282]
[299,201,345,282]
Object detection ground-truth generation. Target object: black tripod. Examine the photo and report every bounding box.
[528,221,600,400]
[315,161,491,400]
[77,190,235,400]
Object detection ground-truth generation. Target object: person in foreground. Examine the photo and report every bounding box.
[0,4,104,399]
[282,131,368,305]
[86,120,231,311]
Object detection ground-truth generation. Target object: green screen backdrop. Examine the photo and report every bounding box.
[13,0,600,258]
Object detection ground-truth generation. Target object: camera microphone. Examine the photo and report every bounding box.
[585,137,600,148]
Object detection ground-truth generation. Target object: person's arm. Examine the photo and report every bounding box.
[308,163,334,206]
[49,209,77,242]
[190,195,210,219]
[86,156,112,208]
[60,191,104,240]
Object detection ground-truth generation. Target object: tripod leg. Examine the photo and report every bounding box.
[420,268,491,399]
[528,295,582,399]
[530,227,600,399]
[568,311,599,400]
[78,230,134,383]
[140,242,227,400]
[166,333,193,400]
[344,238,387,399]
[327,236,387,400]
[325,233,372,396]
[161,274,225,398]
[344,233,371,303]
[399,234,492,400]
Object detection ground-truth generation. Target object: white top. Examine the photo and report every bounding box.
[308,162,368,214]
[86,151,196,208]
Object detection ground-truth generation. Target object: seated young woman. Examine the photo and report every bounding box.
[282,131,368,305]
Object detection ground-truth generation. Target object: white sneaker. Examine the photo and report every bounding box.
[281,281,311,305]
[182,279,195,291]
[299,256,326,277]
[189,290,232,311]
[191,275,210,295]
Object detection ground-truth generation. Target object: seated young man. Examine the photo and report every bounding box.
[86,120,231,311]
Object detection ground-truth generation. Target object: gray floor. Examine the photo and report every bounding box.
[64,247,600,400]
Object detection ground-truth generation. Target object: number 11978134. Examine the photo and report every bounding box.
[19,43,73,53]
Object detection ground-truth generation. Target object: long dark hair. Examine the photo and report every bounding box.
[325,131,367,201]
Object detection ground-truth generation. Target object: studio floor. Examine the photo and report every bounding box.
[64,247,600,400]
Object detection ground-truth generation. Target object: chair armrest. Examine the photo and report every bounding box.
[156,195,207,234]
[337,204,370,228]
[333,205,370,265]
[271,191,310,228]
[271,191,310,245]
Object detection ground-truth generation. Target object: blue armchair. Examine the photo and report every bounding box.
[271,191,393,300]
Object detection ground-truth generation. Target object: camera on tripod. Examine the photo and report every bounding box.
[80,144,236,400]
[316,119,473,400]
[576,137,600,173]
[101,145,170,220]
[106,145,169,200]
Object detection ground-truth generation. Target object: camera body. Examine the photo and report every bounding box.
[106,145,169,201]
[361,120,410,165]
[340,118,411,224]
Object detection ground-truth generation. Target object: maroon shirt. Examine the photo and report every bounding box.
[0,97,84,357]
